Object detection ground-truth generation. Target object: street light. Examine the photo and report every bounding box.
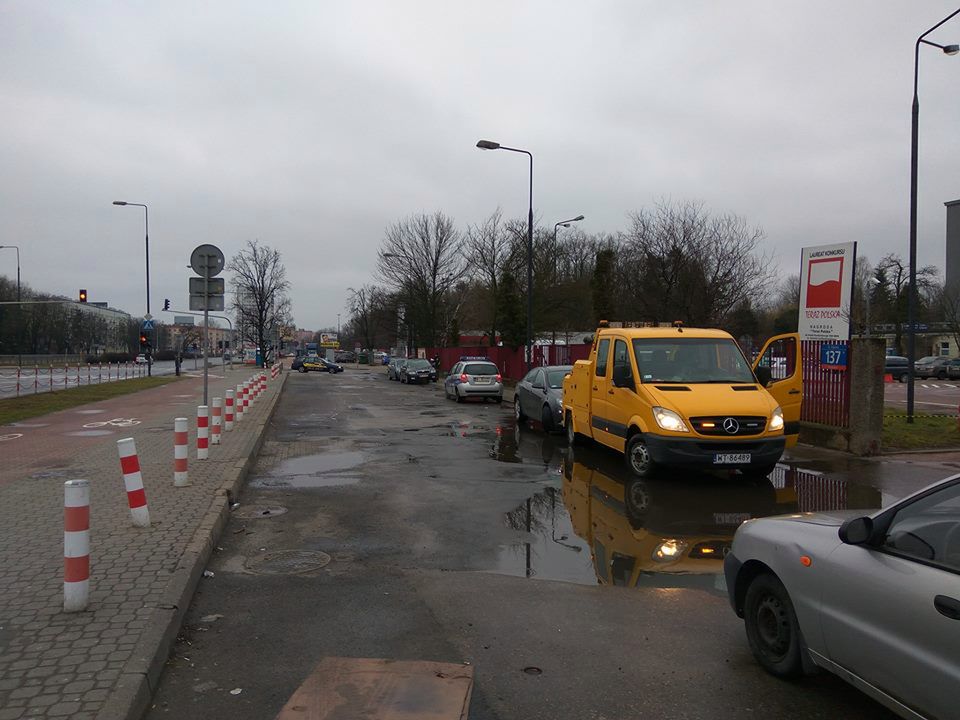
[0,245,21,367]
[551,217,584,353]
[112,200,152,376]
[907,9,960,423]
[383,252,414,355]
[477,138,535,369]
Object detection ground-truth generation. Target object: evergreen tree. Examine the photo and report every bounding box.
[497,270,525,349]
[591,247,615,326]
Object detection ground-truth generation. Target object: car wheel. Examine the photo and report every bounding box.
[743,573,804,678]
[625,434,657,478]
[298,367,306,373]
[495,395,503,404]
[899,372,909,383]
[515,397,526,422]
[565,412,581,446]
[541,405,554,432]
[937,370,947,380]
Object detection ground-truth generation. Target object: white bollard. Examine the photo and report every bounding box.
[174,417,190,486]
[197,406,209,460]
[63,479,90,612]
[117,438,150,528]
[211,397,222,445]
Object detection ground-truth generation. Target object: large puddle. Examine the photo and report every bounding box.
[250,451,369,488]
[488,423,888,594]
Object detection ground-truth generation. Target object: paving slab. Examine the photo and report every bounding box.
[0,365,287,720]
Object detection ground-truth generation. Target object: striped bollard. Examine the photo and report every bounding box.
[174,417,189,486]
[224,388,235,431]
[235,384,245,421]
[250,377,258,403]
[261,372,267,394]
[243,381,251,410]
[211,397,222,445]
[63,479,90,612]
[117,438,150,527]
[197,406,209,460]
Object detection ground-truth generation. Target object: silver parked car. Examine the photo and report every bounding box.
[514,365,572,431]
[444,358,503,403]
[724,474,960,720]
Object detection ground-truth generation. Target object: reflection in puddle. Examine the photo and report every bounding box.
[250,451,368,488]
[489,424,564,467]
[491,447,883,592]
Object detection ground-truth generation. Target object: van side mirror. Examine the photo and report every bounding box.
[612,364,634,390]
[754,366,772,386]
[838,516,873,545]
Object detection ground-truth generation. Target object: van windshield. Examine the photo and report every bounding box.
[631,338,755,384]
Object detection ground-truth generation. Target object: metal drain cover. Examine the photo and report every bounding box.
[233,505,288,519]
[246,550,331,575]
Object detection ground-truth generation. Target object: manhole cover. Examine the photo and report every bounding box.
[245,550,331,575]
[233,505,288,519]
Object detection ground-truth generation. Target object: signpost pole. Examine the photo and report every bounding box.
[203,260,210,407]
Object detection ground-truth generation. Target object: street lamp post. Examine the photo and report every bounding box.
[477,139,535,369]
[907,10,960,423]
[112,201,152,376]
[0,245,21,367]
[551,217,584,353]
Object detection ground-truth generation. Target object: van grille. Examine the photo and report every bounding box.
[690,416,767,436]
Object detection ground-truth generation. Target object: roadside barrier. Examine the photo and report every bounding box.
[235,384,245,421]
[174,417,189,486]
[270,363,279,379]
[211,397,222,445]
[63,479,90,613]
[261,371,268,394]
[243,380,251,410]
[884,373,894,383]
[0,362,146,397]
[197,405,209,460]
[117,438,151,528]
[224,388,235,430]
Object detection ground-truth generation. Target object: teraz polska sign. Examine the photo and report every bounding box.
[798,242,856,342]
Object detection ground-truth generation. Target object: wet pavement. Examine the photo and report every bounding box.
[145,368,955,719]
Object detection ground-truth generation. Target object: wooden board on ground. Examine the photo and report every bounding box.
[275,657,474,720]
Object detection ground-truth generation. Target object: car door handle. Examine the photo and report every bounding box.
[934,595,960,620]
[593,386,598,391]
[788,389,801,395]
[608,390,615,395]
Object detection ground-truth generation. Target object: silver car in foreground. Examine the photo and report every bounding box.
[724,475,960,720]
[514,365,571,431]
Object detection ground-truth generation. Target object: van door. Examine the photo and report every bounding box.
[591,337,620,448]
[752,333,802,447]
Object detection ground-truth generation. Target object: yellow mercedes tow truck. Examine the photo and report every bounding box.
[562,322,801,478]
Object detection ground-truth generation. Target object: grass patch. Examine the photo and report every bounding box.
[0,376,180,426]
[883,411,960,451]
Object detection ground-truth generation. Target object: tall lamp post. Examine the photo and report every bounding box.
[907,10,960,423]
[112,201,152,376]
[477,139,535,369]
[551,217,584,353]
[0,245,21,367]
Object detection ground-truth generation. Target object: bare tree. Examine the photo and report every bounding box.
[465,208,512,341]
[228,240,292,365]
[875,253,938,354]
[377,212,469,348]
[348,285,386,352]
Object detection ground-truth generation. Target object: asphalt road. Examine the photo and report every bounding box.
[145,368,945,719]
[885,378,960,415]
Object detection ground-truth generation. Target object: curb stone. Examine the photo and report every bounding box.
[95,371,288,720]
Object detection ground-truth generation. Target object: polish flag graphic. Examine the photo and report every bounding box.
[806,257,844,308]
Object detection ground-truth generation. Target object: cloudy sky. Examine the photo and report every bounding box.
[2,2,959,331]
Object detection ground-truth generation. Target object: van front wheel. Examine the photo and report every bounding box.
[565,412,581,446]
[626,434,657,478]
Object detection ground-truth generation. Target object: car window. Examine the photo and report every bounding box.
[613,340,630,377]
[407,359,431,369]
[448,363,461,376]
[531,370,544,387]
[881,482,960,572]
[522,368,539,383]
[596,338,610,378]
[464,363,498,375]
[546,369,570,388]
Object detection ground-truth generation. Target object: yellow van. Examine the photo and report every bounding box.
[562,324,801,478]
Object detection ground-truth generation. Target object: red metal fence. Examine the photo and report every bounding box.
[800,340,850,428]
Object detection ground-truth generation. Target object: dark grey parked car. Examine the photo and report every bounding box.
[915,356,956,380]
[514,365,572,431]
[387,358,407,381]
[884,355,909,383]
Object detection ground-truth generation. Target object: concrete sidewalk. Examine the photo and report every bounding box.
[0,366,287,720]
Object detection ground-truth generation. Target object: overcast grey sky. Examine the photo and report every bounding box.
[2,1,958,331]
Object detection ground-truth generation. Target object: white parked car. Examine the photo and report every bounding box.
[134,354,148,365]
[724,474,960,719]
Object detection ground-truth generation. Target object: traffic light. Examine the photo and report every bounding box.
[163,298,170,311]
[79,289,87,303]
[139,333,148,346]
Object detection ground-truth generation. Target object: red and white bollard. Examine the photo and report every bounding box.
[211,397,222,445]
[197,406,209,459]
[235,383,245,421]
[63,479,90,613]
[117,438,151,528]
[261,372,267,395]
[243,380,252,410]
[174,417,189,486]
[224,388,235,431]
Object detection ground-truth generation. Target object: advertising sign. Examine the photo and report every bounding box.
[798,242,856,341]
[319,332,339,349]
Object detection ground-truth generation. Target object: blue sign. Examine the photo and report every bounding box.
[820,343,847,370]
[141,319,155,331]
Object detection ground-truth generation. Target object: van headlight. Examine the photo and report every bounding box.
[769,406,784,431]
[653,540,688,562]
[653,406,689,432]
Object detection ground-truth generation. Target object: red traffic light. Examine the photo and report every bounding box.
[139,334,147,344]
[79,289,88,303]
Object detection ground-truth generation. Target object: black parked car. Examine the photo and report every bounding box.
[387,358,407,381]
[400,358,437,384]
[883,355,909,383]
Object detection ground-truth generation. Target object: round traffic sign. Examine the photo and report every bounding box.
[190,244,225,278]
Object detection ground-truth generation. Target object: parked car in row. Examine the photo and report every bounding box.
[387,357,407,381]
[724,473,960,720]
[883,355,909,383]
[444,358,503,403]
[291,355,343,373]
[514,365,572,431]
[400,358,437,384]
[914,355,960,380]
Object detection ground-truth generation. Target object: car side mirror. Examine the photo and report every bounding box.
[612,364,634,390]
[532,381,543,390]
[839,516,873,545]
[754,366,772,387]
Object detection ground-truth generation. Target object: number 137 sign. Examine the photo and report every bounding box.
[820,343,848,370]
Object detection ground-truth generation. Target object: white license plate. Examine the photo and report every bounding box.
[474,377,490,384]
[713,453,751,464]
